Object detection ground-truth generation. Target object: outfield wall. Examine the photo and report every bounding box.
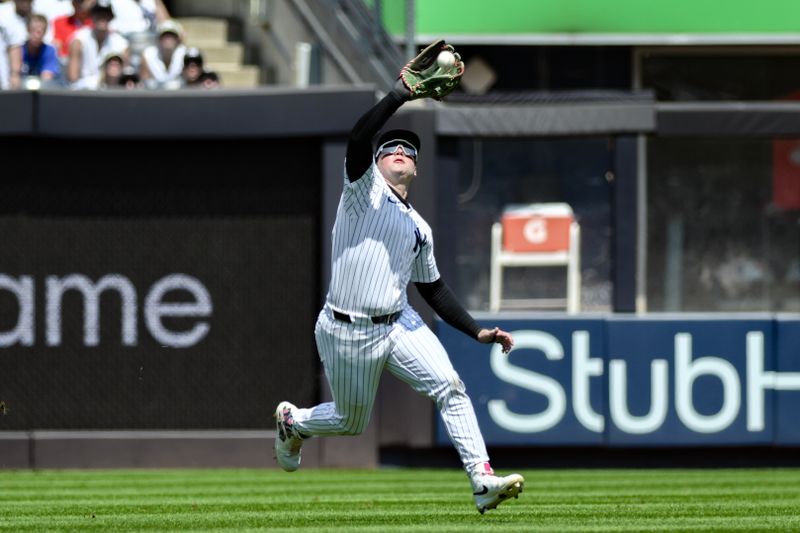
[436,314,800,447]
[1,90,798,468]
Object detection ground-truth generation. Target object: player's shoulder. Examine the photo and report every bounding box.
[344,161,385,191]
[410,208,433,232]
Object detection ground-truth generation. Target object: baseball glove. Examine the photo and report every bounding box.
[399,40,464,101]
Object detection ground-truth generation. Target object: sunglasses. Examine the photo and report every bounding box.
[375,141,418,161]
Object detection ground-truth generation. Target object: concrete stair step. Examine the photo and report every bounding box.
[206,62,243,72]
[184,38,232,50]
[173,16,259,88]
[176,17,228,46]
[196,44,243,65]
[208,64,258,74]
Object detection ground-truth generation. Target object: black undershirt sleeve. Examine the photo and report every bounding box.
[414,278,483,340]
[345,80,410,182]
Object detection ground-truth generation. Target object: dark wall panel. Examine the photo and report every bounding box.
[35,88,375,138]
[612,136,638,312]
[0,218,316,429]
[657,104,800,137]
[0,136,322,430]
[1,138,320,216]
[0,91,33,134]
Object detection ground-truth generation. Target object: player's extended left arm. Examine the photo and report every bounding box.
[345,80,410,181]
[415,279,514,353]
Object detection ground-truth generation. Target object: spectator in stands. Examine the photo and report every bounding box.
[52,0,93,58]
[139,18,184,89]
[110,0,169,71]
[8,0,32,27]
[0,0,25,89]
[65,48,119,89]
[180,47,221,89]
[66,48,126,89]
[67,0,127,89]
[94,47,120,87]
[33,0,73,20]
[197,69,219,89]
[118,63,137,88]
[21,13,60,85]
[32,0,73,43]
[109,0,167,35]
[180,45,202,85]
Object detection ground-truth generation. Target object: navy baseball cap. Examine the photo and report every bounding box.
[91,0,114,17]
[376,129,420,156]
[184,47,204,66]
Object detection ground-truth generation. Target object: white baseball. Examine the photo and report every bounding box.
[437,50,456,69]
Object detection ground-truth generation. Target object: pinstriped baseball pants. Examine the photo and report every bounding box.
[292,305,489,471]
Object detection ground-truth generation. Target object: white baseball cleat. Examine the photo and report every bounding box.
[274,401,304,472]
[471,471,525,514]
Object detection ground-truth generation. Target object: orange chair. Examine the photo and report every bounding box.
[490,203,581,313]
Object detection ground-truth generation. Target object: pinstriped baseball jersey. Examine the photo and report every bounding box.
[290,141,491,477]
[327,162,439,316]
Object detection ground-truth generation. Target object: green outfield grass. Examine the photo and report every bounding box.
[2,468,800,532]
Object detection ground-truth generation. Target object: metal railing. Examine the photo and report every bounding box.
[289,0,404,91]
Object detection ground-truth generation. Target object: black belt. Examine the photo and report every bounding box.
[332,309,401,325]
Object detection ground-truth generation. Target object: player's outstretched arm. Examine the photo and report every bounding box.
[477,327,514,354]
[415,279,514,354]
[345,39,464,181]
[345,80,410,182]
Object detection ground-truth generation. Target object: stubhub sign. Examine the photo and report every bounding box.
[435,315,800,446]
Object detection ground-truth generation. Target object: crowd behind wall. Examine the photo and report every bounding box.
[0,0,220,90]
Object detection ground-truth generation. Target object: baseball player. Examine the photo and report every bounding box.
[275,41,524,514]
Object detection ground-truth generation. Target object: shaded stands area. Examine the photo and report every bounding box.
[169,0,403,91]
[3,0,254,90]
[7,0,402,91]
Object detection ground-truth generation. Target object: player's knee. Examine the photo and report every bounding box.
[432,375,466,408]
[339,420,367,436]
[336,413,369,436]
